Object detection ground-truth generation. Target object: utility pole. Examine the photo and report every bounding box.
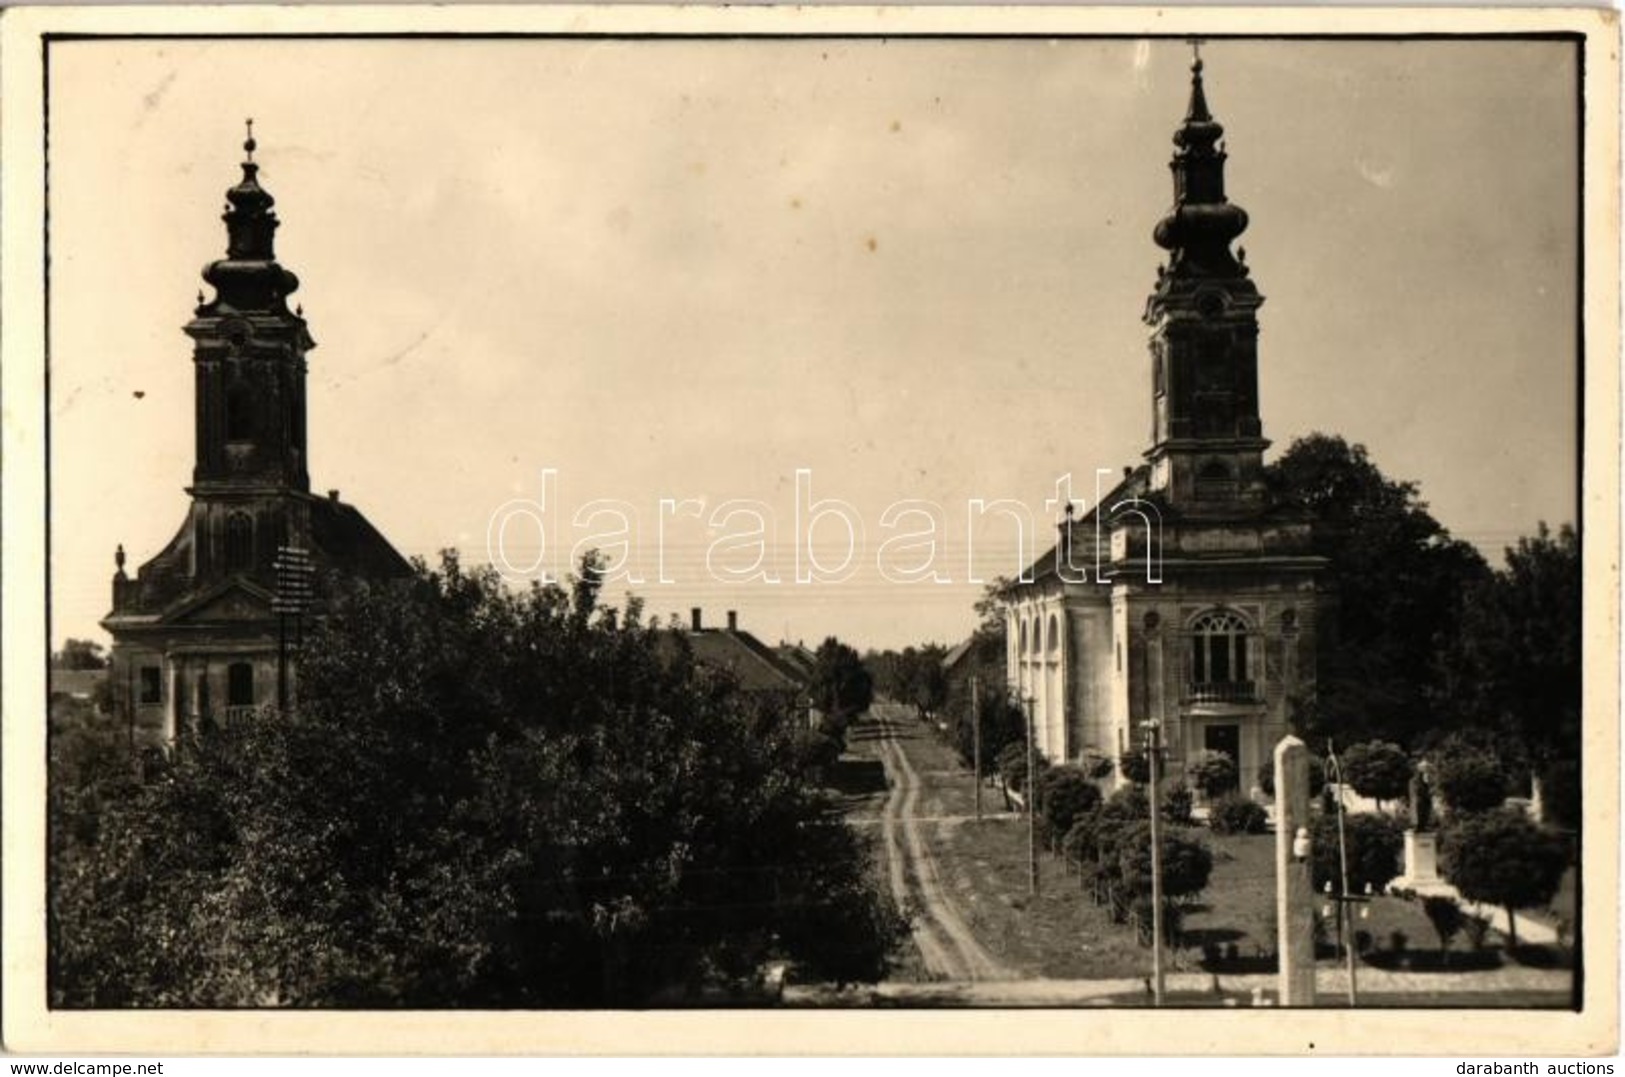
[273,546,314,715]
[1025,693,1038,896]
[971,675,982,822]
[1146,718,1165,1006]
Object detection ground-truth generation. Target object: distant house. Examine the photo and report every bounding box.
[773,642,818,684]
[663,609,817,727]
[941,638,977,685]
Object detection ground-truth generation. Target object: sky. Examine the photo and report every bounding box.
[46,36,1580,652]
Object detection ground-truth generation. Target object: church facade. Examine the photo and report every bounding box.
[102,129,412,747]
[1003,57,1326,791]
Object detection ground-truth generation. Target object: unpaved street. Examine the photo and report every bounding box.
[869,703,1009,981]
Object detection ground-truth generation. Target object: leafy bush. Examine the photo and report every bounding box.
[1115,824,1214,904]
[1440,808,1570,947]
[1118,750,1151,785]
[1037,766,1102,846]
[1433,742,1509,817]
[999,740,1050,803]
[1077,749,1116,782]
[1187,750,1239,799]
[1310,811,1404,896]
[1339,741,1412,807]
[1422,895,1466,959]
[1209,794,1269,835]
[1161,781,1194,826]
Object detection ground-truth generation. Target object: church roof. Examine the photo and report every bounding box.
[105,491,411,626]
[1011,465,1152,589]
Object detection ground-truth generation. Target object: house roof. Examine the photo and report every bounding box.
[941,638,975,672]
[660,627,810,694]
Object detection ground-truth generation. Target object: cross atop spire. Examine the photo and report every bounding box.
[1184,39,1213,124]
[244,117,256,164]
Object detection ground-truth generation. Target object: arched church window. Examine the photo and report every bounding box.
[1047,613,1061,657]
[1018,619,1028,656]
[225,511,254,572]
[1190,609,1251,687]
[226,384,255,441]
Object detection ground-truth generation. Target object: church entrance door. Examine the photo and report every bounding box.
[1203,723,1241,794]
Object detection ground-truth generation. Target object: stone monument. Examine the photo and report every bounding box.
[1396,761,1444,891]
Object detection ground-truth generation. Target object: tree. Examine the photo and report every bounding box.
[942,578,1018,768]
[1115,823,1214,945]
[998,740,1047,803]
[1430,738,1510,817]
[811,637,874,727]
[1310,812,1403,897]
[52,638,108,670]
[1440,808,1570,948]
[1338,741,1412,810]
[1036,766,1101,848]
[1422,895,1466,963]
[1267,435,1490,749]
[1444,523,1580,776]
[951,684,1025,777]
[52,553,906,1006]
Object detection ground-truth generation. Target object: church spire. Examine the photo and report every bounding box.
[1151,47,1250,283]
[1141,48,1268,512]
[187,125,313,494]
[201,120,301,313]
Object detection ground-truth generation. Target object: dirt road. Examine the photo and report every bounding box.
[870,703,1010,981]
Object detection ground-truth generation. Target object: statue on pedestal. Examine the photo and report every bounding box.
[1408,760,1434,832]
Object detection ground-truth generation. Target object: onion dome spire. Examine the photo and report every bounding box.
[1151,45,1250,281]
[199,119,301,314]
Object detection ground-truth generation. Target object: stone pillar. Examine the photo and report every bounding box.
[1274,734,1316,1006]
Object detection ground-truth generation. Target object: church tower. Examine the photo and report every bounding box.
[104,126,411,747]
[1001,49,1324,792]
[1144,52,1269,512]
[189,121,311,496]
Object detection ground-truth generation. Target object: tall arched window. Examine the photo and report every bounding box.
[1190,609,1251,688]
[225,511,254,571]
[1046,613,1061,658]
